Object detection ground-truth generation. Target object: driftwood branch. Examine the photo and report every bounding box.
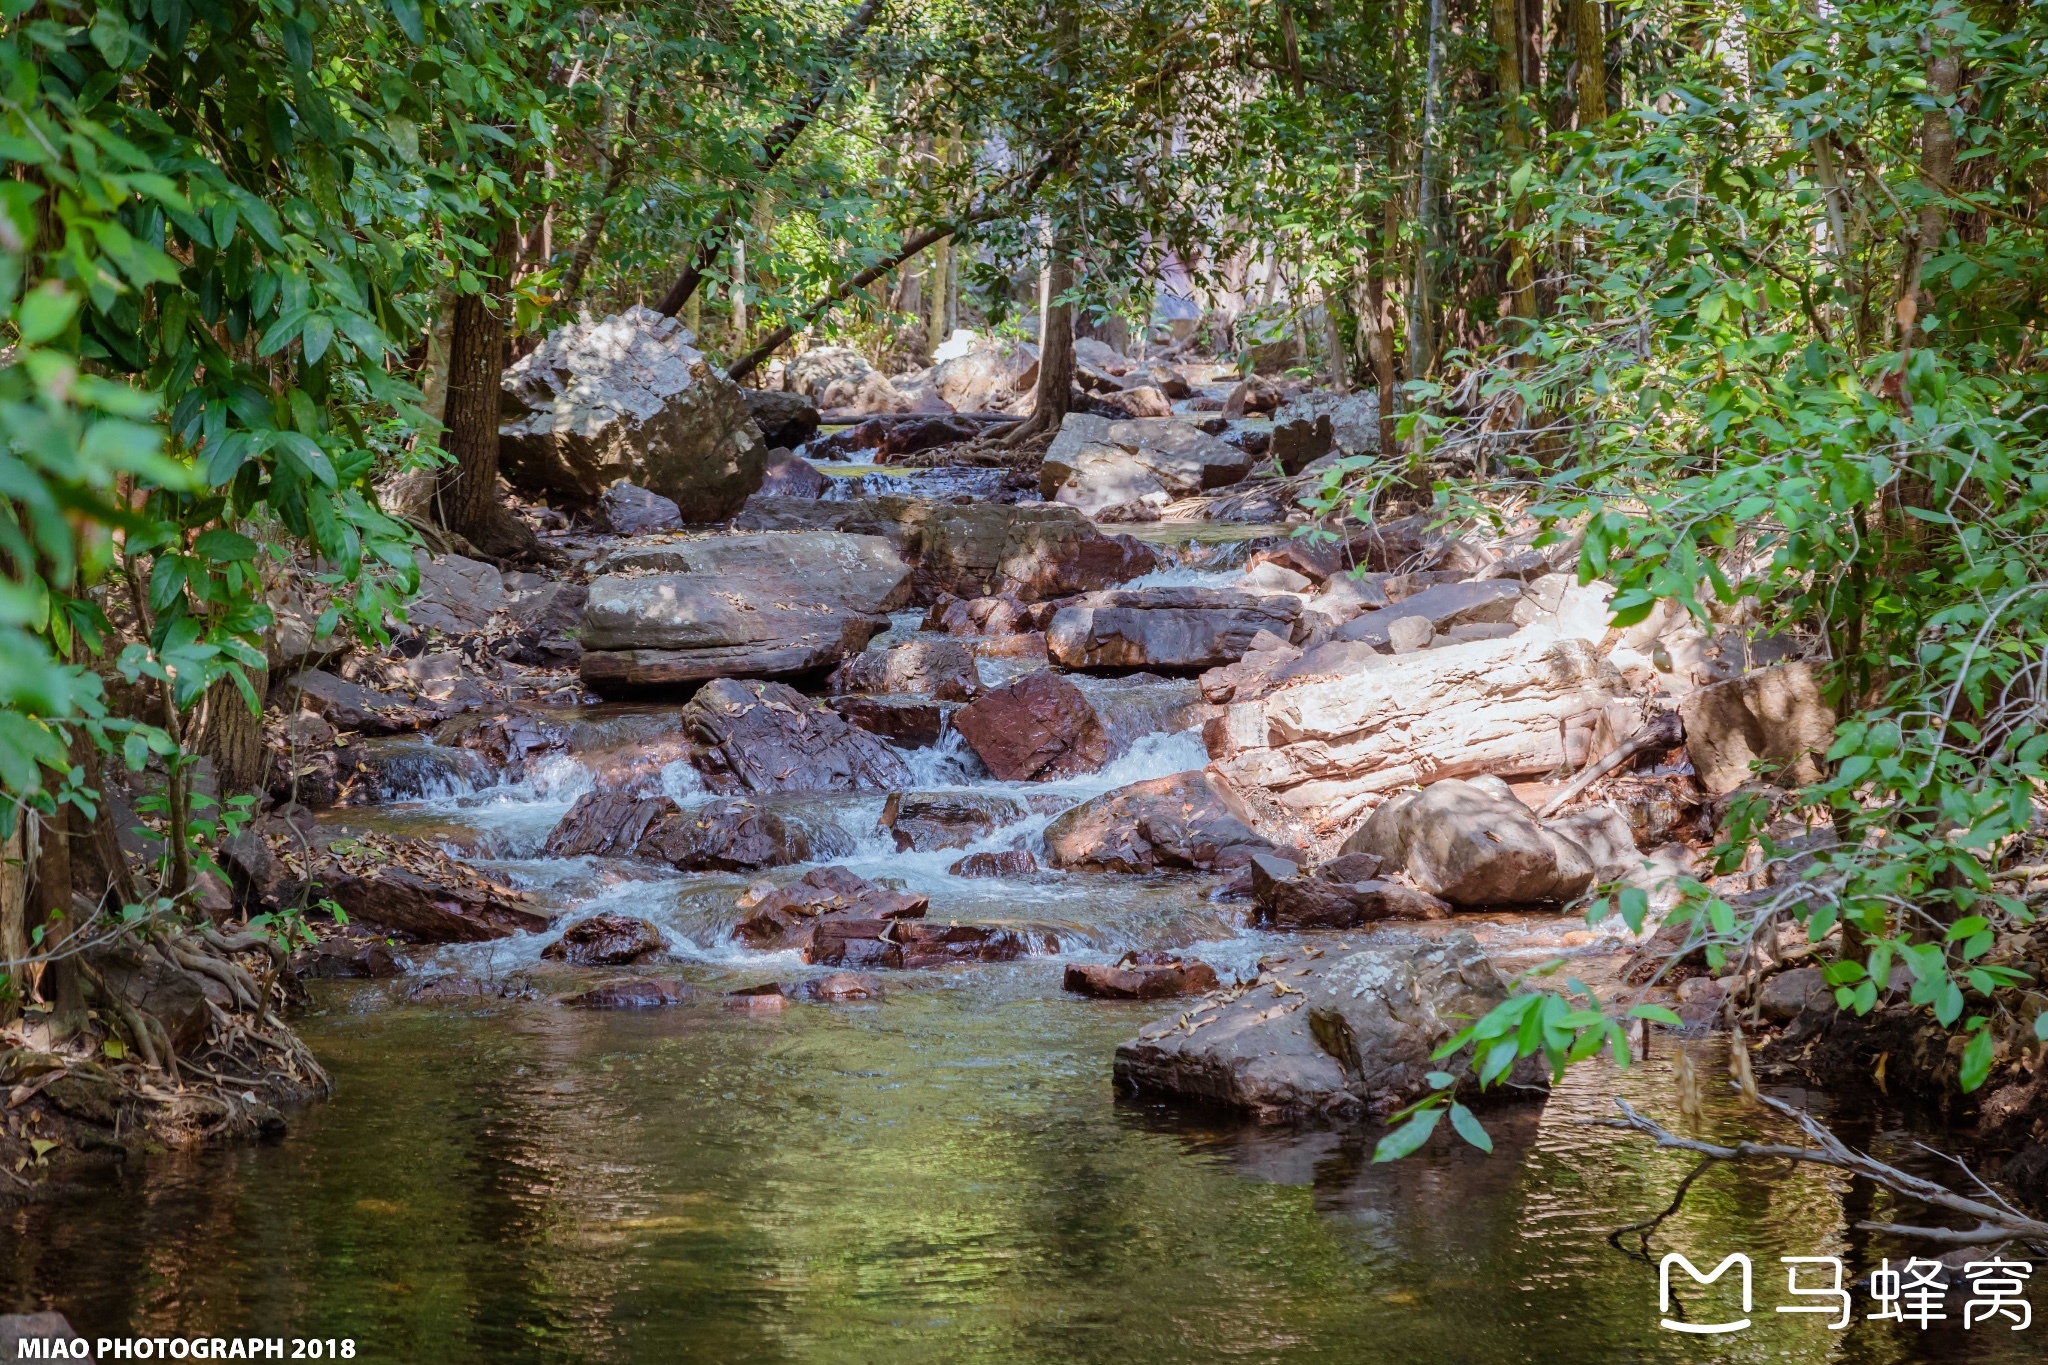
[1536,709,1682,819]
[1593,1094,2048,1245]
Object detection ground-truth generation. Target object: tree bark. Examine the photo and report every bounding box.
[653,0,886,318]
[1493,0,1537,337]
[1573,0,1607,126]
[559,81,644,311]
[437,218,538,560]
[1898,0,1961,348]
[195,663,269,796]
[1017,247,1076,438]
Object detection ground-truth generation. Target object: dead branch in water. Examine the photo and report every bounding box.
[1591,1092,2048,1248]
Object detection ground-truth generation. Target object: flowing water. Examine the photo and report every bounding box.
[1,641,2037,1362]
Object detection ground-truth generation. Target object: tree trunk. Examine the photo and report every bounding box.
[1493,0,1537,338]
[1899,0,1961,347]
[1410,0,1445,383]
[0,822,26,1022]
[195,663,270,796]
[1367,250,1397,452]
[437,218,538,561]
[1321,283,1349,393]
[1573,0,1607,126]
[1015,248,1075,440]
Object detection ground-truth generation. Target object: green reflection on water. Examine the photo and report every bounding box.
[0,974,2033,1365]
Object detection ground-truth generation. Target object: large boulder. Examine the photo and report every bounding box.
[683,678,913,793]
[1678,662,1834,795]
[950,672,1111,781]
[1113,932,1548,1120]
[785,347,883,410]
[1040,413,1255,516]
[733,497,1160,603]
[330,867,554,943]
[578,531,911,692]
[932,336,1040,412]
[541,913,666,966]
[498,306,765,519]
[1043,768,1279,873]
[410,552,506,633]
[742,388,820,448]
[1341,777,1601,906]
[1047,588,1303,671]
[1273,391,1382,455]
[1206,634,1627,813]
[543,791,819,869]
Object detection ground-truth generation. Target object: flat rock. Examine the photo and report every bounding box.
[1044,768,1278,873]
[411,552,508,633]
[564,978,683,1009]
[1334,579,1526,647]
[1064,958,1219,999]
[824,694,950,748]
[543,790,818,869]
[1041,413,1255,517]
[683,678,913,793]
[804,971,883,1001]
[1113,931,1548,1121]
[1048,588,1302,671]
[734,866,929,951]
[579,530,911,692]
[879,791,1029,851]
[1248,852,1452,927]
[541,913,667,966]
[598,482,683,534]
[500,306,765,519]
[331,867,554,943]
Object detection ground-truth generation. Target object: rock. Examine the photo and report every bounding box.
[804,971,883,1001]
[565,978,682,1009]
[598,482,683,535]
[1064,959,1220,999]
[931,336,1039,411]
[543,791,815,869]
[1207,634,1627,813]
[1044,768,1278,873]
[277,670,412,735]
[683,678,913,793]
[579,531,911,691]
[950,850,1038,877]
[879,791,1029,851]
[499,306,765,519]
[1385,615,1434,653]
[734,496,1159,603]
[1334,579,1526,647]
[1248,852,1452,927]
[733,866,928,951]
[1196,635,1303,704]
[757,446,830,499]
[1273,391,1381,455]
[292,934,408,980]
[1113,931,1547,1120]
[1041,413,1255,517]
[1243,561,1314,594]
[1269,413,1334,474]
[218,829,286,906]
[1544,805,1647,882]
[1340,778,1602,906]
[881,413,983,458]
[1679,662,1834,795]
[881,920,1029,968]
[1047,588,1303,671]
[786,346,883,409]
[922,592,1055,637]
[330,867,555,943]
[743,388,820,448]
[1103,383,1174,418]
[825,694,950,748]
[827,638,980,701]
[1073,337,1130,376]
[541,913,666,966]
[951,672,1111,781]
[1757,965,1828,1022]
[411,552,508,633]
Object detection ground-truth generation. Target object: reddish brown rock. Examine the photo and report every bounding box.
[922,594,1059,637]
[685,678,914,794]
[733,866,929,950]
[1063,959,1220,999]
[949,850,1039,878]
[541,913,667,966]
[884,921,1028,968]
[544,791,813,870]
[824,695,950,748]
[1247,853,1453,929]
[879,791,1030,851]
[951,672,1111,781]
[330,868,554,943]
[563,979,683,1009]
[804,971,884,1001]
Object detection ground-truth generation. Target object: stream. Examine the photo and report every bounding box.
[0,541,2035,1363]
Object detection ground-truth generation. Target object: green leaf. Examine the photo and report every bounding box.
[385,0,425,41]
[15,282,79,344]
[1448,1102,1494,1153]
[1959,1025,1995,1092]
[1372,1107,1442,1163]
[192,529,258,562]
[1628,1003,1683,1027]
